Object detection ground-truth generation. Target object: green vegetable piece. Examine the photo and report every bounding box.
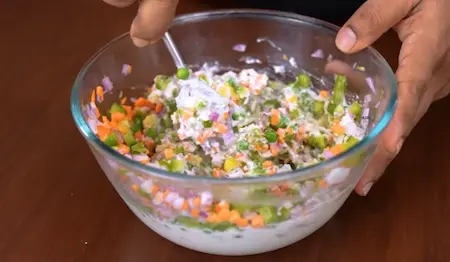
[209,222,236,232]
[295,73,311,88]
[199,75,208,82]
[172,88,179,98]
[176,68,190,80]
[235,86,249,98]
[131,142,149,154]
[264,99,281,108]
[327,102,337,115]
[349,101,362,121]
[277,115,289,128]
[162,116,173,128]
[258,206,279,224]
[202,120,213,128]
[155,75,171,90]
[278,207,291,221]
[237,141,249,151]
[175,146,185,154]
[169,159,185,172]
[130,116,143,133]
[230,204,252,214]
[103,133,119,147]
[264,128,278,143]
[312,100,325,119]
[252,167,267,176]
[123,132,137,147]
[307,135,328,150]
[332,75,347,105]
[289,109,300,119]
[145,127,157,138]
[231,112,240,121]
[342,136,360,151]
[196,100,207,109]
[143,113,158,128]
[164,100,177,116]
[175,216,205,229]
[110,103,126,114]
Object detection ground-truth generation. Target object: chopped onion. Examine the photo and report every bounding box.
[310,49,324,58]
[232,44,247,52]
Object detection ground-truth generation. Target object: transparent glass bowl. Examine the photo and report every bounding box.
[71,9,397,256]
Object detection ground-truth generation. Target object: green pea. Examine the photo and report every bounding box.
[176,68,190,80]
[163,116,173,128]
[172,88,179,98]
[202,120,213,128]
[264,128,278,143]
[232,112,240,121]
[165,100,177,115]
[295,73,311,88]
[168,159,185,172]
[145,127,157,139]
[312,100,325,119]
[277,116,289,128]
[103,133,119,147]
[123,132,137,147]
[237,141,249,151]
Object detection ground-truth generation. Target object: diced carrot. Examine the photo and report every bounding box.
[251,215,265,228]
[154,103,163,113]
[123,105,132,120]
[181,200,189,210]
[164,148,174,159]
[151,185,160,195]
[262,144,269,152]
[270,109,280,126]
[134,97,153,108]
[183,111,193,121]
[218,201,230,211]
[134,131,143,140]
[228,210,241,223]
[286,127,294,134]
[206,213,219,223]
[96,86,104,102]
[120,96,127,105]
[90,90,96,103]
[319,179,328,189]
[332,123,346,135]
[191,209,200,218]
[96,125,111,140]
[212,168,222,178]
[118,144,130,154]
[329,144,343,155]
[111,112,126,122]
[218,209,231,221]
[197,135,206,144]
[263,160,273,168]
[270,144,279,156]
[235,218,249,227]
[223,112,229,120]
[131,184,139,192]
[192,197,201,208]
[319,90,329,98]
[267,167,277,175]
[215,123,228,134]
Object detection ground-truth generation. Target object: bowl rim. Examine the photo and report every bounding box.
[71,9,398,184]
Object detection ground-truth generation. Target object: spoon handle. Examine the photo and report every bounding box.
[162,32,186,69]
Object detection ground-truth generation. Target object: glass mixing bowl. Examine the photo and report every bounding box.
[71,9,397,256]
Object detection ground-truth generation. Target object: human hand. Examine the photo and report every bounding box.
[103,0,179,47]
[335,0,450,196]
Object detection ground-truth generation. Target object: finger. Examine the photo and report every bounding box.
[335,0,417,53]
[355,24,440,196]
[131,0,179,47]
[103,0,137,8]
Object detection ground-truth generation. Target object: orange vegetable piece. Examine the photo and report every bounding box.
[270,109,280,126]
[215,123,228,134]
[111,112,125,122]
[251,215,265,228]
[319,90,329,98]
[235,218,249,227]
[164,148,174,159]
[263,160,273,168]
[332,123,346,135]
[154,103,163,113]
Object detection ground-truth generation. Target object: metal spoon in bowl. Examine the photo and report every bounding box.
[162,32,186,69]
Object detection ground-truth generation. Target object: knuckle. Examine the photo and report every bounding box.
[352,2,383,37]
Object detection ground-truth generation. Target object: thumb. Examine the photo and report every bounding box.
[335,0,417,53]
[131,0,179,47]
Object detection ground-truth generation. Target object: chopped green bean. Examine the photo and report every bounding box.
[312,100,325,119]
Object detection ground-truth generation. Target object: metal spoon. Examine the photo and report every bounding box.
[162,32,186,69]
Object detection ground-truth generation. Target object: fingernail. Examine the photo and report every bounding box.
[362,182,373,196]
[336,27,357,52]
[132,37,150,47]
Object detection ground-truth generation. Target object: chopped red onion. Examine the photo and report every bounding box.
[232,44,247,52]
[102,76,113,92]
[121,64,131,76]
[365,77,376,94]
[209,112,219,121]
[310,49,324,58]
